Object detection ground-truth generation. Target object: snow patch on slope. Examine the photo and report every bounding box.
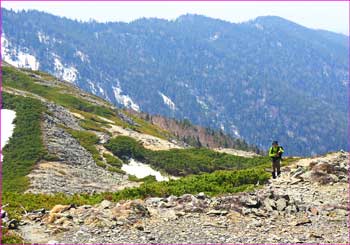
[209,33,220,41]
[1,109,16,161]
[53,57,78,83]
[255,23,264,30]
[121,159,169,182]
[75,50,89,63]
[112,82,140,111]
[37,31,50,44]
[97,84,105,94]
[230,124,241,138]
[196,96,209,110]
[87,80,97,95]
[1,34,40,70]
[158,92,176,110]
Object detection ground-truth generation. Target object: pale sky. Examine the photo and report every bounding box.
[2,1,349,35]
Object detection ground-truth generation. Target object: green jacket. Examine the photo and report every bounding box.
[269,146,284,158]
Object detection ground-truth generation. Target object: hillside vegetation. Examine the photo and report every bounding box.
[127,110,262,153]
[105,136,270,176]
[2,93,46,192]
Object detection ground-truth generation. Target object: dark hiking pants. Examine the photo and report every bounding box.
[272,157,281,178]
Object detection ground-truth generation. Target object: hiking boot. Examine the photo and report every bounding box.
[277,171,281,177]
[272,172,276,179]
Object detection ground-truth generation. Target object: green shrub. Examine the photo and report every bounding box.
[103,153,123,168]
[42,153,61,161]
[2,93,46,192]
[105,136,271,176]
[1,229,24,244]
[96,160,107,168]
[79,119,107,132]
[107,166,126,174]
[113,167,270,199]
[128,175,157,183]
[105,136,145,161]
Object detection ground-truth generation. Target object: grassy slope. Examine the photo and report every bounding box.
[105,136,272,176]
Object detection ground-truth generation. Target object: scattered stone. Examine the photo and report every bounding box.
[263,198,276,212]
[309,233,323,239]
[51,205,71,215]
[99,200,113,209]
[206,210,228,216]
[310,207,319,216]
[291,167,306,178]
[203,222,228,228]
[47,240,59,244]
[276,198,287,211]
[240,195,261,208]
[148,236,156,241]
[334,209,348,217]
[135,225,144,231]
[145,198,163,206]
[290,178,302,185]
[294,216,312,226]
[312,162,334,173]
[8,219,19,230]
[196,192,207,200]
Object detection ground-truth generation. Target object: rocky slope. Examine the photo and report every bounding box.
[15,151,349,244]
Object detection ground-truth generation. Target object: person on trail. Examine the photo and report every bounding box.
[269,141,284,179]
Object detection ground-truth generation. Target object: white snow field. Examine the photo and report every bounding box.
[1,109,16,160]
[121,158,170,181]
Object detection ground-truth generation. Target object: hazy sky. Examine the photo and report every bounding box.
[2,1,349,35]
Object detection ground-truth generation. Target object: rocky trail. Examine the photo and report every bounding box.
[14,151,349,244]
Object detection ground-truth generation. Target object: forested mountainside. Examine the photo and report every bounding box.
[126,109,262,153]
[2,9,348,155]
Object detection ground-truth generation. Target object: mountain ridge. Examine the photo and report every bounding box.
[2,8,348,156]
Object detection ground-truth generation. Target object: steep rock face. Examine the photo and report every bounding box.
[3,9,348,155]
[20,151,349,243]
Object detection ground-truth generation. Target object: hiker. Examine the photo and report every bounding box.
[269,141,284,179]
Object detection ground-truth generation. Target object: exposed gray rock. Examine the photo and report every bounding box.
[276,198,287,211]
[240,195,261,208]
[117,111,139,126]
[263,198,276,212]
[206,210,228,216]
[99,200,113,209]
[196,192,207,200]
[45,102,82,130]
[26,114,138,194]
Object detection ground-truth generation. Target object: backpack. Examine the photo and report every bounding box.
[277,146,284,158]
